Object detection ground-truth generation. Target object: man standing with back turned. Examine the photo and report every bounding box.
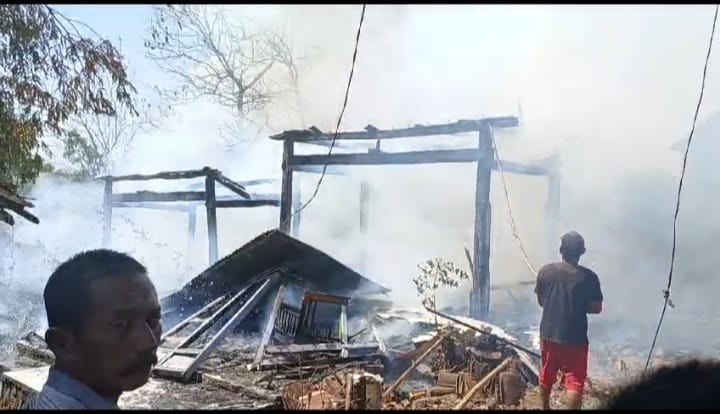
[535,231,603,410]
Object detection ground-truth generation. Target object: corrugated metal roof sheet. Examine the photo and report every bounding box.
[165,230,389,308]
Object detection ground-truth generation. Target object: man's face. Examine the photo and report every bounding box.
[71,273,162,395]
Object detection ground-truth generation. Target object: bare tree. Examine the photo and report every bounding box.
[58,85,164,179]
[144,5,300,138]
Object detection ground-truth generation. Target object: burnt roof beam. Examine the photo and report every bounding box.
[97,169,211,182]
[212,171,251,199]
[270,117,519,142]
[287,150,550,176]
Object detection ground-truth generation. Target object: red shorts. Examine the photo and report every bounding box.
[539,339,588,393]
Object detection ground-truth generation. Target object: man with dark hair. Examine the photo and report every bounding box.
[535,231,603,410]
[606,359,720,409]
[22,249,162,409]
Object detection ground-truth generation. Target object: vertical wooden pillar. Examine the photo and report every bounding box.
[359,181,370,273]
[102,178,113,248]
[470,122,493,321]
[205,173,218,265]
[279,140,294,234]
[292,174,302,237]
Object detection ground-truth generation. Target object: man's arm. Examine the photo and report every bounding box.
[535,269,545,308]
[586,271,604,314]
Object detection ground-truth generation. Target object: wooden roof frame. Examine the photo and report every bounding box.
[271,116,561,321]
[98,166,280,265]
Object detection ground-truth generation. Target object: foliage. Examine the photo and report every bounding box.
[144,5,299,138]
[59,88,163,179]
[413,257,471,311]
[0,4,136,188]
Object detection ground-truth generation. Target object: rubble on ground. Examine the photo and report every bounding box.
[0,231,615,410]
[1,307,618,410]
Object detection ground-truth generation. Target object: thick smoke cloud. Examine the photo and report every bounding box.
[4,5,720,364]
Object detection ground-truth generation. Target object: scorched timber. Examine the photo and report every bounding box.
[270,117,519,142]
[98,169,211,182]
[288,150,549,175]
[112,191,207,203]
[215,199,279,208]
[213,172,251,199]
[264,342,379,354]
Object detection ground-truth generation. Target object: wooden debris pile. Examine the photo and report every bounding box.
[282,322,541,410]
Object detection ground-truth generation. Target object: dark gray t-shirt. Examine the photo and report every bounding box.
[535,261,603,345]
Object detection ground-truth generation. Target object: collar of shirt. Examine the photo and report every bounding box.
[45,368,119,410]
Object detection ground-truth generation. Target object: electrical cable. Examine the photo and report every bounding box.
[279,4,367,230]
[644,3,719,374]
[489,127,539,277]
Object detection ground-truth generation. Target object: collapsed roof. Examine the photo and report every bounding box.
[162,229,390,316]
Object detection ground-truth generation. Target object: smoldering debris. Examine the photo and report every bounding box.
[0,231,619,410]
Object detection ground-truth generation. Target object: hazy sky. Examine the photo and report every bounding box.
[18,5,720,323]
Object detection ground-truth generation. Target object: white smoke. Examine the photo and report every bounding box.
[4,5,720,366]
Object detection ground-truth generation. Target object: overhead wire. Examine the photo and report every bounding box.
[643,3,719,373]
[279,4,367,230]
[489,128,539,277]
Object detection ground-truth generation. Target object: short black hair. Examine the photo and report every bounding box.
[560,231,585,256]
[606,359,720,409]
[44,249,147,333]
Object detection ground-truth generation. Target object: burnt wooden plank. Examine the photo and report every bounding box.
[270,117,519,142]
[98,169,210,182]
[112,191,206,203]
[215,199,280,208]
[178,276,280,379]
[264,342,379,354]
[289,151,549,175]
[159,285,252,362]
[253,285,287,366]
[214,172,251,199]
[303,291,350,305]
[160,294,228,341]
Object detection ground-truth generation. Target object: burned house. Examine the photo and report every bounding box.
[153,229,390,381]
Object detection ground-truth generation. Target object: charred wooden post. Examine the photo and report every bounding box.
[102,178,113,247]
[280,140,294,234]
[470,122,494,320]
[205,172,219,265]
